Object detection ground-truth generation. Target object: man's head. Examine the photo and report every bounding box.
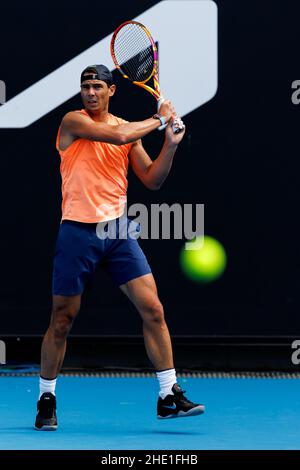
[80,65,116,113]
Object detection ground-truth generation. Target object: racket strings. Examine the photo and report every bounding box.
[113,24,155,82]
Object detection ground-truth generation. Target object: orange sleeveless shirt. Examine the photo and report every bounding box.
[56,110,132,223]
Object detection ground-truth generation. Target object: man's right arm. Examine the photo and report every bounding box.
[62,101,174,146]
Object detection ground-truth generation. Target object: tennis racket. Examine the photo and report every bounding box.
[110,20,184,134]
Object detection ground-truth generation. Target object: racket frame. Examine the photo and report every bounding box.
[110,20,162,101]
[111,20,183,133]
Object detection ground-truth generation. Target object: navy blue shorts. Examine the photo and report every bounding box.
[52,218,152,296]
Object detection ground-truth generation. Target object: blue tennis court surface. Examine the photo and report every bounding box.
[1,376,300,450]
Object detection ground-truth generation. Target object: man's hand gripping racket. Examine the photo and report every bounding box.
[110,20,185,134]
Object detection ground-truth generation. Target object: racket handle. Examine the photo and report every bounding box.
[158,122,183,132]
[157,97,184,133]
[157,97,165,108]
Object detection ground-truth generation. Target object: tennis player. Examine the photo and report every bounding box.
[34,65,205,430]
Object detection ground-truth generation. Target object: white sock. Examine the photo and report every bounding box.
[39,376,57,399]
[156,368,177,399]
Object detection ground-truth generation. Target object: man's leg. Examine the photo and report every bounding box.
[120,273,205,419]
[119,273,173,371]
[35,294,81,430]
[41,294,81,379]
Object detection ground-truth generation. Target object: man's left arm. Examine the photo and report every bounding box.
[129,119,186,190]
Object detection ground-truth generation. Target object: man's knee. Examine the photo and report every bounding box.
[142,300,165,325]
[51,302,79,339]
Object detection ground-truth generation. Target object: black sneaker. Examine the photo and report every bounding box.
[157,383,205,419]
[34,392,58,431]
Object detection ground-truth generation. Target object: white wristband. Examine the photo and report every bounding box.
[158,115,166,127]
[153,113,166,127]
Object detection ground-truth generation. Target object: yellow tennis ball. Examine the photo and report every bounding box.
[180,236,227,283]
